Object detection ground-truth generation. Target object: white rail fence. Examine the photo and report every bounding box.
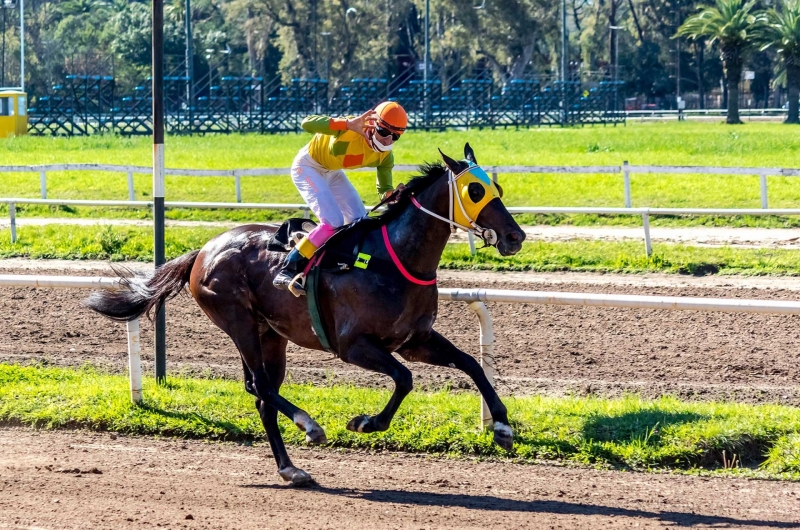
[5,162,800,256]
[0,274,142,404]
[4,273,800,427]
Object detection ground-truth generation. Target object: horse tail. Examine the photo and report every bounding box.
[84,250,200,322]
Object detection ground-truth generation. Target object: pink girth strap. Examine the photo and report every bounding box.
[381,225,437,286]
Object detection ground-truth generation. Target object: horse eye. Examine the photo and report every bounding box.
[468,182,486,203]
[496,183,504,198]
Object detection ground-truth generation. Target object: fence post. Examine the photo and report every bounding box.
[467,301,495,429]
[126,318,143,404]
[9,202,16,244]
[642,210,652,257]
[235,173,242,203]
[127,172,135,201]
[40,171,47,199]
[623,160,631,208]
[302,207,311,220]
[760,173,768,209]
[468,231,477,256]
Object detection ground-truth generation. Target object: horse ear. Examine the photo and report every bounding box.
[438,148,462,174]
[464,143,478,165]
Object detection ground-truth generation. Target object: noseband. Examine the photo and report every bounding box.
[410,166,499,246]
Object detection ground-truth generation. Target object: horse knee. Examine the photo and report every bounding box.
[395,366,413,395]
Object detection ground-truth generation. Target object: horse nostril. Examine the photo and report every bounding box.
[507,231,523,244]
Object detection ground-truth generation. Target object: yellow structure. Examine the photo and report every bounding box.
[0,90,28,138]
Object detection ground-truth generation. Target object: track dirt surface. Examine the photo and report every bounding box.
[1,428,798,530]
[2,262,800,405]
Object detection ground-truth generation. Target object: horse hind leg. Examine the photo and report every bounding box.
[397,330,514,451]
[255,328,314,486]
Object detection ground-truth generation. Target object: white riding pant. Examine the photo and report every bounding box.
[291,145,367,246]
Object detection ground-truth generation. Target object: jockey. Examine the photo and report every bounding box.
[273,101,408,293]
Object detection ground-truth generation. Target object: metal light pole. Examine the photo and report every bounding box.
[320,31,331,79]
[152,0,167,384]
[424,0,430,127]
[18,0,21,91]
[610,25,622,114]
[3,0,23,90]
[185,0,193,132]
[560,0,567,124]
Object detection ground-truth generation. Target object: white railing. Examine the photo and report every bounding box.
[5,273,800,427]
[5,162,800,256]
[0,274,142,404]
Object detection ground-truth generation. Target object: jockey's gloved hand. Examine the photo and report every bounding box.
[380,183,405,203]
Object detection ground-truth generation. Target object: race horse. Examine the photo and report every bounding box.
[86,144,525,486]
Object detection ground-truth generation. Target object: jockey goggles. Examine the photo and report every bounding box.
[375,124,402,141]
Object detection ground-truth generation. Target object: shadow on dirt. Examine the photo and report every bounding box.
[241,483,800,528]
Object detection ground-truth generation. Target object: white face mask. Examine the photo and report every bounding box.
[367,129,394,153]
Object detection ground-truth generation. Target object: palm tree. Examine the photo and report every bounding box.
[754,0,800,124]
[676,0,760,124]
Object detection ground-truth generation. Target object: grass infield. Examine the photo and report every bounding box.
[0,364,798,478]
[2,122,800,227]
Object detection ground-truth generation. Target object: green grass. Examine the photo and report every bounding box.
[2,224,800,276]
[1,364,799,478]
[2,122,800,226]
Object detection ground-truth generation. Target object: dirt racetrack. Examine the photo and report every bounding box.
[1,427,798,529]
[1,262,800,405]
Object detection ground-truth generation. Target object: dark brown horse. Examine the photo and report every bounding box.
[86,144,525,485]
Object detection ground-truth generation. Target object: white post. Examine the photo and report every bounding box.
[760,173,768,209]
[126,318,143,403]
[468,231,476,255]
[9,202,16,244]
[642,210,652,257]
[235,174,242,203]
[39,170,46,199]
[302,207,311,220]
[623,160,631,208]
[467,301,495,429]
[127,172,135,201]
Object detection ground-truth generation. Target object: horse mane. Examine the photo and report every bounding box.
[371,161,447,224]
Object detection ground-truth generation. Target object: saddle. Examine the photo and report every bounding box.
[269,217,408,355]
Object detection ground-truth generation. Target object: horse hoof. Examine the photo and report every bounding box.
[279,466,314,487]
[346,415,372,433]
[305,426,328,445]
[493,423,514,451]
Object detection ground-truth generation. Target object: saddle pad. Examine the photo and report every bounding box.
[268,218,318,253]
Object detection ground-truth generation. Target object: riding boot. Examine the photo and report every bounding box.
[273,247,310,294]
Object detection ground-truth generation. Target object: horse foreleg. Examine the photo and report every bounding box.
[397,330,514,451]
[340,335,413,433]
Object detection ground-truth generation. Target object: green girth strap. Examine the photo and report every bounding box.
[306,259,334,354]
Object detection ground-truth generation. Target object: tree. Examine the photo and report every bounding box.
[754,0,800,123]
[676,0,760,124]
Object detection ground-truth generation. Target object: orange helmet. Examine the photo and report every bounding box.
[374,101,408,134]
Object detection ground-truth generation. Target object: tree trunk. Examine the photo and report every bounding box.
[696,41,705,110]
[721,43,743,124]
[785,63,800,124]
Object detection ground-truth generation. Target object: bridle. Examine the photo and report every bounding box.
[410,165,499,246]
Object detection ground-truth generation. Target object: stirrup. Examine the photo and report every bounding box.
[288,272,307,298]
